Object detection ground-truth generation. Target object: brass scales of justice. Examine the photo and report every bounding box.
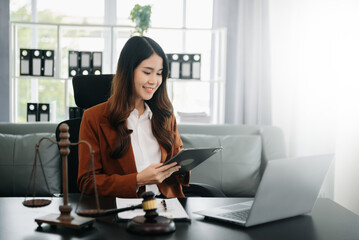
[22,123,176,234]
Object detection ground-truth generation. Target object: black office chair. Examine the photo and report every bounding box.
[55,74,113,193]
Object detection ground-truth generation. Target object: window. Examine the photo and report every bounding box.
[10,0,221,123]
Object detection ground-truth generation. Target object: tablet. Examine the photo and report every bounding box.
[161,147,223,174]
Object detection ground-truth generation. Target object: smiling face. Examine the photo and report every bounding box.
[133,53,163,109]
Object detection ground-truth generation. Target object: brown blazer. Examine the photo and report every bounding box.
[77,100,189,198]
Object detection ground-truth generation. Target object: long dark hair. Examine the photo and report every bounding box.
[108,36,173,158]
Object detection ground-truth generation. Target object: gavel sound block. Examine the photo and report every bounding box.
[126,191,176,235]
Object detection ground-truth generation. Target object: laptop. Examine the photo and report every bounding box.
[194,154,333,227]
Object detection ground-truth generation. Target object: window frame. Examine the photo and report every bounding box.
[10,0,225,123]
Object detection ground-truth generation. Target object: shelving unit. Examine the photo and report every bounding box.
[10,21,226,124]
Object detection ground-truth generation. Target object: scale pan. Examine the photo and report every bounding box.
[23,199,51,208]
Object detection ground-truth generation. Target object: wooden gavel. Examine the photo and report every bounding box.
[76,191,158,218]
[77,191,175,234]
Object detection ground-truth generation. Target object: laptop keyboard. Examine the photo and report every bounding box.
[218,209,250,222]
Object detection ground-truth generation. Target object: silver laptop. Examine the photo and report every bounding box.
[194,154,333,227]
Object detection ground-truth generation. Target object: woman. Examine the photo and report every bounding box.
[77,36,189,198]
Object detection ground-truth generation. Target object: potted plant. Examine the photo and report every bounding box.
[130,4,152,36]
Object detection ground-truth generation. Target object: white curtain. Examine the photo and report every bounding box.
[213,0,272,125]
[213,0,359,214]
[270,0,359,214]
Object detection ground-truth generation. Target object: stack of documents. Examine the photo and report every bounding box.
[116,198,190,222]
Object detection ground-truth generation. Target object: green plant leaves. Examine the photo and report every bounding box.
[130,4,152,36]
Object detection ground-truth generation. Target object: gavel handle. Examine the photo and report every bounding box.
[77,204,143,217]
[105,204,142,215]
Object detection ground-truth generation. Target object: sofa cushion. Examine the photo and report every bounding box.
[181,134,262,197]
[0,133,61,197]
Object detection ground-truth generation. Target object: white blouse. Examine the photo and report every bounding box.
[127,103,161,196]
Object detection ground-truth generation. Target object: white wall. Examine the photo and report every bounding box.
[330,0,359,214]
[0,0,10,122]
[269,0,359,213]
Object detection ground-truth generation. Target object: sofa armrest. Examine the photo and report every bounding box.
[183,183,226,197]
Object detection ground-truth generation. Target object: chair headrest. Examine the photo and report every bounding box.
[72,74,113,109]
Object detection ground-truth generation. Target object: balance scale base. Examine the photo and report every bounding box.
[35,213,95,229]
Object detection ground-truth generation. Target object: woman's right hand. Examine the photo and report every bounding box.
[136,162,181,188]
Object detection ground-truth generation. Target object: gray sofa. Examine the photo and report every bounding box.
[0,123,60,197]
[0,123,286,197]
[178,125,286,197]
